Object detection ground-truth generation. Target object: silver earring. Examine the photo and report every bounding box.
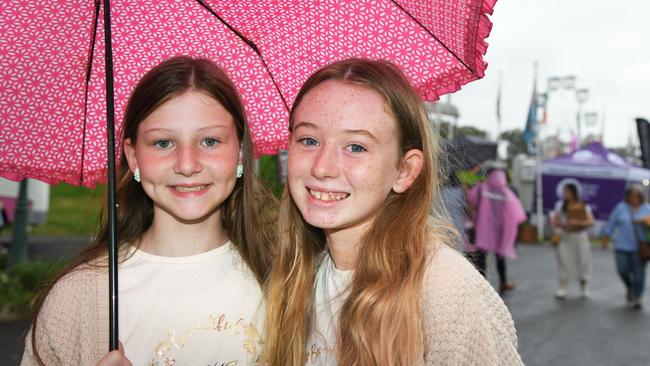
[236,164,244,178]
[134,168,141,183]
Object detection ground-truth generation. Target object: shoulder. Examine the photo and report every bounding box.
[421,244,501,313]
[421,244,522,365]
[39,264,108,330]
[24,264,108,365]
[639,203,650,215]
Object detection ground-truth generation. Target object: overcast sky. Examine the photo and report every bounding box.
[451,0,650,148]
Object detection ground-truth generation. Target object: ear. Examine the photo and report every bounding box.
[238,144,244,165]
[123,138,138,173]
[392,149,424,193]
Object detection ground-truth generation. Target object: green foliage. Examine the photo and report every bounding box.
[457,171,485,186]
[0,183,105,237]
[500,128,528,163]
[258,155,284,198]
[0,252,67,318]
[31,184,105,236]
[456,125,489,139]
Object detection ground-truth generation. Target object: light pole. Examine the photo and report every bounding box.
[575,88,589,146]
[535,91,548,242]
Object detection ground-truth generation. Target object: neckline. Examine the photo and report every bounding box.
[128,241,233,263]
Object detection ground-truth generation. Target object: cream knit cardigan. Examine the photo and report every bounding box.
[21,245,522,366]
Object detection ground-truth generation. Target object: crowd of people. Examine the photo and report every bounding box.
[441,160,649,309]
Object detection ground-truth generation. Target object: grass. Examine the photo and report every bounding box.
[1,183,105,237]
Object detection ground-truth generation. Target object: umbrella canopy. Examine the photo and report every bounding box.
[0,0,497,187]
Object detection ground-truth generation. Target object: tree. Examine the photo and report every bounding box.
[499,128,528,162]
[456,125,488,139]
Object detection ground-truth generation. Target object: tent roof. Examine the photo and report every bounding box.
[541,142,650,180]
[543,142,636,168]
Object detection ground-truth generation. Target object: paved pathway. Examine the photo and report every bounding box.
[491,243,650,366]
[2,240,649,365]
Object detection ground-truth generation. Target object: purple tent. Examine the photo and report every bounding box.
[541,143,650,220]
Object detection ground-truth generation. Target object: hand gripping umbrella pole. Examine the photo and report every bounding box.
[102,0,119,351]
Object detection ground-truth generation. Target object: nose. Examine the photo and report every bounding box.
[174,145,203,176]
[310,143,339,179]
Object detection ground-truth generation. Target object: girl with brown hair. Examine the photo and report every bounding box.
[263,59,522,365]
[21,56,276,365]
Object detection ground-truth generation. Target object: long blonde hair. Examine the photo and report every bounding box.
[264,58,454,365]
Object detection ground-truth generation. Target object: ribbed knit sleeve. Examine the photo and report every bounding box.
[21,266,109,366]
[421,245,523,366]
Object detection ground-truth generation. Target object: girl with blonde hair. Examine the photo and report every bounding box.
[263,58,522,365]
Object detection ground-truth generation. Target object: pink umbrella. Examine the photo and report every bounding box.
[1,0,496,186]
[0,0,497,349]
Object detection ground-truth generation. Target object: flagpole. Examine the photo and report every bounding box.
[533,63,545,243]
[496,70,502,142]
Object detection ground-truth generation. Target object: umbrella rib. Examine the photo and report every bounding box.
[193,0,290,112]
[79,0,102,186]
[389,0,474,74]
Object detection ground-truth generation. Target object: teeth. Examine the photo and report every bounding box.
[174,185,206,192]
[308,189,348,201]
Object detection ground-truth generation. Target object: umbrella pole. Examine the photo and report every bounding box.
[103,0,119,351]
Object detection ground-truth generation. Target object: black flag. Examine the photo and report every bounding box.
[636,118,650,169]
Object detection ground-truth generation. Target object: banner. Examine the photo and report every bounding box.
[636,118,650,169]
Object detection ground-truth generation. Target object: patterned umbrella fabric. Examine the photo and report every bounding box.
[0,0,496,187]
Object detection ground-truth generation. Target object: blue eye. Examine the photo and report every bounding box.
[154,140,171,148]
[348,144,366,153]
[202,137,220,147]
[298,137,318,147]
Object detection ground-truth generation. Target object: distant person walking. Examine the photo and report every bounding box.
[467,167,526,295]
[601,186,650,308]
[550,183,594,299]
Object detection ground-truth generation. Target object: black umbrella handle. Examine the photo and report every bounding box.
[103,0,119,352]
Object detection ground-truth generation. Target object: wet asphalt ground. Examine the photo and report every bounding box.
[1,238,649,365]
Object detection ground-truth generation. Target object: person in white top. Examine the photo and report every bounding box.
[549,183,594,299]
[22,56,276,366]
[263,59,522,366]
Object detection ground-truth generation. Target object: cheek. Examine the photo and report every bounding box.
[135,151,167,176]
[287,150,311,180]
[346,157,398,193]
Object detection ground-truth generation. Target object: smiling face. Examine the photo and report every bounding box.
[124,90,240,224]
[288,80,410,238]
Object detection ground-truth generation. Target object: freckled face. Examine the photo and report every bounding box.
[124,91,240,224]
[288,80,402,236]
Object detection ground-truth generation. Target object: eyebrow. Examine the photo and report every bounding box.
[141,125,229,134]
[292,121,318,131]
[293,122,378,141]
[343,129,378,142]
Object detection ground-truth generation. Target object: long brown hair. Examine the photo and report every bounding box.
[30,56,277,364]
[264,58,455,365]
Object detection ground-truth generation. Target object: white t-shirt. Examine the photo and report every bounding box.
[118,241,264,366]
[306,254,353,366]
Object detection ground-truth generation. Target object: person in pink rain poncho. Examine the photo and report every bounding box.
[467,167,527,294]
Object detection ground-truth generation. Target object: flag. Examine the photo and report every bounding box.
[522,67,538,153]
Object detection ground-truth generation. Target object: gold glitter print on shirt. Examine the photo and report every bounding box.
[149,312,263,366]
